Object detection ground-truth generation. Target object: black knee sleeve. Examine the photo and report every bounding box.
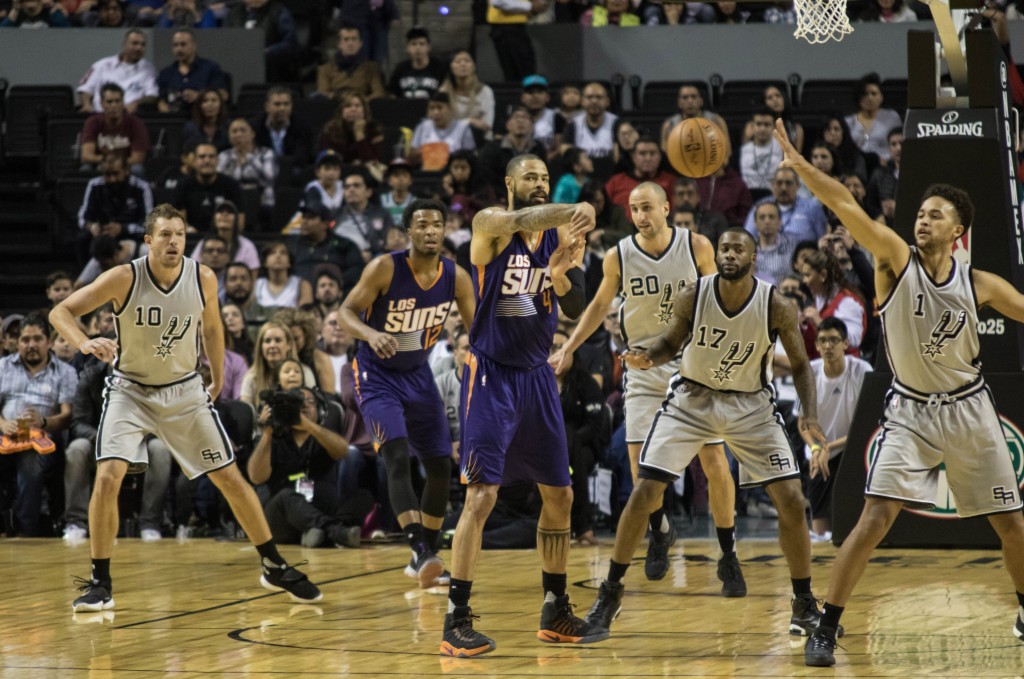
[419,455,451,518]
[378,438,419,516]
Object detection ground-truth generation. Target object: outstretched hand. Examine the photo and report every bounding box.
[773,119,802,169]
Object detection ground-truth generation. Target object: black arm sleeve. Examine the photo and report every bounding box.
[556,267,586,319]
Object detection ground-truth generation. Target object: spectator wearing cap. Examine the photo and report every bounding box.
[156,28,230,114]
[410,92,475,170]
[252,86,315,171]
[77,29,158,113]
[439,49,495,138]
[316,23,387,101]
[380,159,414,224]
[80,83,151,177]
[520,74,565,159]
[225,0,298,82]
[478,105,548,197]
[0,313,78,537]
[304,151,345,223]
[319,91,385,166]
[191,200,261,271]
[76,154,153,267]
[288,204,365,289]
[486,0,538,82]
[334,167,394,259]
[1,316,24,357]
[386,26,448,100]
[0,0,70,27]
[173,141,244,232]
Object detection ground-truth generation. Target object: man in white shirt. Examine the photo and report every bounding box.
[410,92,475,169]
[794,317,872,540]
[739,110,783,193]
[78,29,159,113]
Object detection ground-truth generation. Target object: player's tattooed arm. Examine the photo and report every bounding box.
[473,202,595,237]
[773,291,828,455]
[644,281,698,367]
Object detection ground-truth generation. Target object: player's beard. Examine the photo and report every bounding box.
[718,261,752,280]
[511,181,547,210]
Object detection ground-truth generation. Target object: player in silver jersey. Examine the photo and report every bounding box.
[551,182,747,594]
[774,121,1024,666]
[582,227,831,638]
[51,204,321,614]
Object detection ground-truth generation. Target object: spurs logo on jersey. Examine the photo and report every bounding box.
[153,315,193,360]
[710,339,756,384]
[619,228,700,348]
[921,310,968,359]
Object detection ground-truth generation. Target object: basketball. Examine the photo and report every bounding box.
[665,117,727,178]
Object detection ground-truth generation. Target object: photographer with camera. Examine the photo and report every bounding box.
[248,372,371,548]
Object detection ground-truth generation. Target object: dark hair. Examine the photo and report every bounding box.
[402,198,448,230]
[804,249,859,298]
[100,82,125,99]
[632,135,660,152]
[562,146,585,170]
[191,88,227,128]
[764,85,793,119]
[225,261,252,278]
[853,72,883,105]
[673,205,697,217]
[202,234,229,251]
[429,91,451,106]
[821,113,864,180]
[818,316,849,340]
[315,269,343,289]
[172,27,197,41]
[718,227,757,249]
[259,241,293,276]
[266,85,293,102]
[338,21,361,35]
[505,153,543,178]
[886,126,904,142]
[921,183,974,232]
[46,270,72,288]
[406,26,430,42]
[752,107,775,120]
[20,312,51,339]
[809,142,843,177]
[791,240,819,271]
[754,201,781,219]
[144,203,186,236]
[578,180,607,208]
[321,90,381,152]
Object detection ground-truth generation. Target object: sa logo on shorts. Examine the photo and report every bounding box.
[864,413,1024,519]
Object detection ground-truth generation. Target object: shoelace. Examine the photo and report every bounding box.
[453,613,483,641]
[72,576,99,592]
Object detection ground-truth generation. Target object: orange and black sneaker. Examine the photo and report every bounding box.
[537,594,610,644]
[439,606,496,657]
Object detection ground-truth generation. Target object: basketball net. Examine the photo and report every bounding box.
[793,0,854,44]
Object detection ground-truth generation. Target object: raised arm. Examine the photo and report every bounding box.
[49,265,133,364]
[772,291,829,476]
[338,255,396,359]
[472,202,595,238]
[622,281,698,370]
[199,266,224,402]
[774,119,909,275]
[552,247,621,374]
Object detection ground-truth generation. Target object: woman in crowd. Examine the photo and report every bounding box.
[743,85,804,153]
[183,88,230,151]
[844,74,903,164]
[439,49,495,138]
[319,90,386,167]
[218,117,278,215]
[799,249,868,356]
[254,242,313,310]
[190,201,260,271]
[272,308,335,395]
[612,119,639,174]
[579,181,633,250]
[240,321,316,406]
[441,150,496,221]
[222,302,254,365]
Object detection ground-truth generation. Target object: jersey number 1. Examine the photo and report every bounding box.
[913,293,925,317]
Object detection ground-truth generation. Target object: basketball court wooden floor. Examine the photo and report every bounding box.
[1,537,1022,678]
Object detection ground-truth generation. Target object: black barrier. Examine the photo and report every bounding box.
[833,372,1024,548]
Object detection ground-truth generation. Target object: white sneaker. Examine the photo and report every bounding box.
[140,529,162,542]
[63,525,87,542]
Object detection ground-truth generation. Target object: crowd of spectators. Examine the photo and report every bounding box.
[9,0,997,545]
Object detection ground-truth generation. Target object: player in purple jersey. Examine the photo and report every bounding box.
[339,199,476,589]
[440,154,605,657]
